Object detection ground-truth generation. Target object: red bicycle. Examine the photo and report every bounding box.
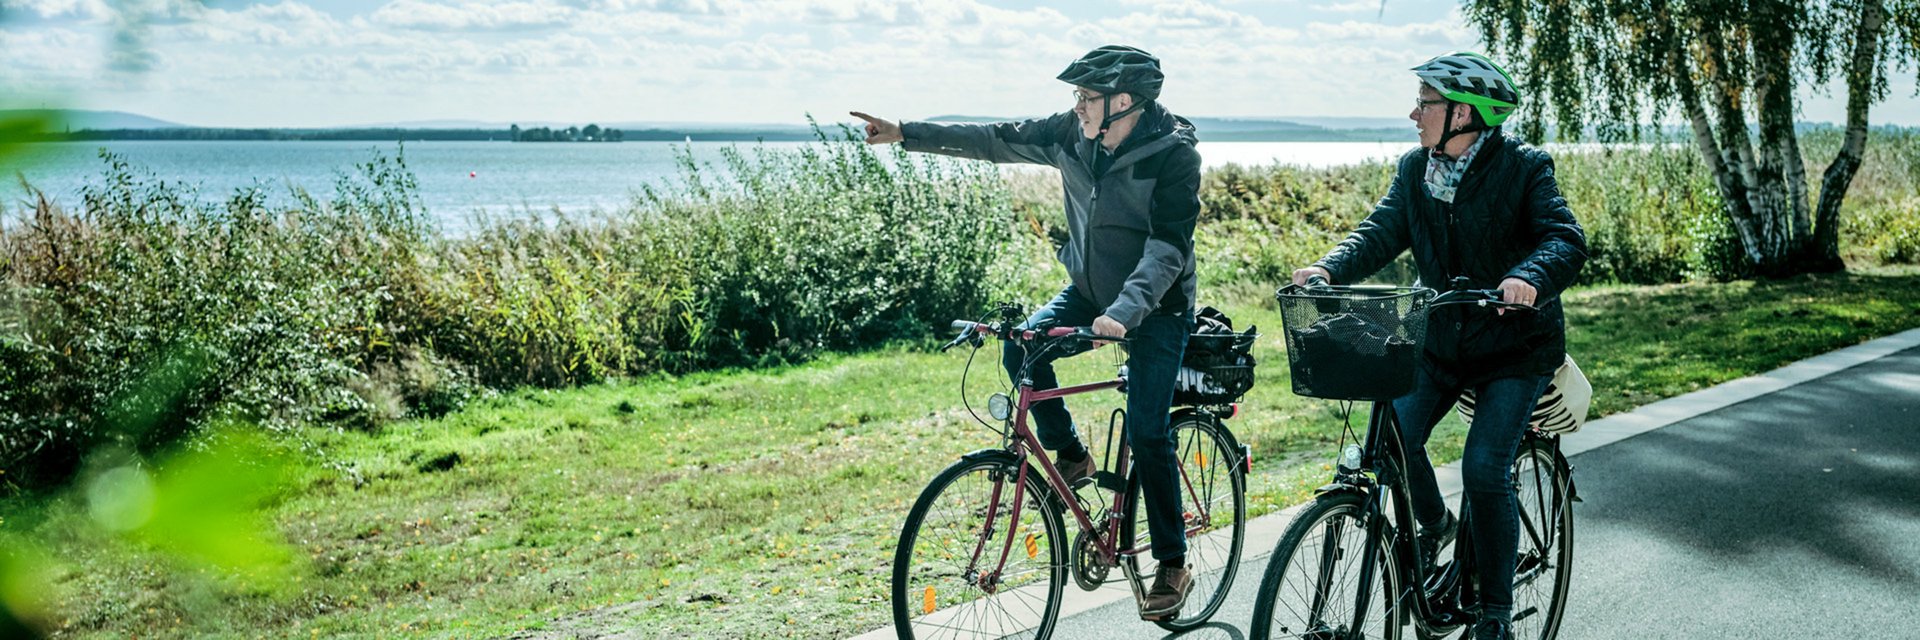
[890,303,1254,639]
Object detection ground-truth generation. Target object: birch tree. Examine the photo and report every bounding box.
[1465,0,1919,276]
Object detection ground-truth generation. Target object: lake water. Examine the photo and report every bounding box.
[0,140,1413,221]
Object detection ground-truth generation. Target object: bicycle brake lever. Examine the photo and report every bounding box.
[939,329,972,352]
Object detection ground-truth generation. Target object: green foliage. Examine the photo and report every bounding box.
[1,128,1021,489]
[15,270,1920,638]
[1159,132,1920,289]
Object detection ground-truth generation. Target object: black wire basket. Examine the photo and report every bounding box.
[1275,284,1434,401]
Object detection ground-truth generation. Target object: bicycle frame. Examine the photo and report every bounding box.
[956,347,1227,603]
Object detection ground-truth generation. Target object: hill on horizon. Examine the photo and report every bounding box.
[1,109,190,130]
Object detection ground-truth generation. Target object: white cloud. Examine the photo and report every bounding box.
[0,0,112,21]
[18,0,1911,127]
[369,0,574,31]
[1306,19,1466,46]
[0,25,105,80]
[1316,0,1382,14]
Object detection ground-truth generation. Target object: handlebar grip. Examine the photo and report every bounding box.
[1305,273,1329,287]
[951,320,976,331]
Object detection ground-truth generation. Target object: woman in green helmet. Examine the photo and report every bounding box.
[1292,51,1588,640]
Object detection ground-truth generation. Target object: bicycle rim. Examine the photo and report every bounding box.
[1252,492,1402,640]
[892,457,1067,640]
[1510,440,1573,640]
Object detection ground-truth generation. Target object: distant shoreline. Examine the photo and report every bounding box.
[20,128,829,143]
[21,127,1414,143]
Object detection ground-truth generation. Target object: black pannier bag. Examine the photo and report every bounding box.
[1172,306,1258,406]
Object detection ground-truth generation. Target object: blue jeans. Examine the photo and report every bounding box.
[1002,285,1193,561]
[1392,363,1551,624]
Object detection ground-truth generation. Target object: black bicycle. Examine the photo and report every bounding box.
[1251,279,1576,640]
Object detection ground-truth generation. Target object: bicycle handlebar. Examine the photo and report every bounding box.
[1286,276,1538,313]
[941,320,1129,353]
[1428,288,1537,312]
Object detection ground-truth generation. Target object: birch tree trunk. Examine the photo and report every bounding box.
[1810,0,1887,271]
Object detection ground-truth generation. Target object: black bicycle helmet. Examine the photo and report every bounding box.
[1056,45,1163,101]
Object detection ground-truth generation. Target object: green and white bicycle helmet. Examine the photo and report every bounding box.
[1412,51,1520,128]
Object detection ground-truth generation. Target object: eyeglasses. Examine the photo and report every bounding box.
[1073,90,1109,106]
[1414,98,1449,112]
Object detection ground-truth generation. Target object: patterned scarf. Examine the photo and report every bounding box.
[1423,131,1490,204]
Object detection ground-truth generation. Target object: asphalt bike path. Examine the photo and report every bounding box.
[855,328,1920,639]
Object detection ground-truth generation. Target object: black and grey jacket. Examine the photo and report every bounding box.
[900,102,1201,330]
[1315,128,1587,385]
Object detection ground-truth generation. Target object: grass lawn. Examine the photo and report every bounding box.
[12,266,1920,639]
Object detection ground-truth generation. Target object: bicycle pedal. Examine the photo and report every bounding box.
[1138,608,1179,622]
[1093,470,1125,492]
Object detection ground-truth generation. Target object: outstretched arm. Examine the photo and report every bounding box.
[848,111,1072,167]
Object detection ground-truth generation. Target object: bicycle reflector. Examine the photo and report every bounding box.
[988,393,1013,420]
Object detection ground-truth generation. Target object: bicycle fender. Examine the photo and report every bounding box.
[1312,480,1368,500]
[1555,445,1582,503]
[958,448,1019,467]
[1170,409,1253,474]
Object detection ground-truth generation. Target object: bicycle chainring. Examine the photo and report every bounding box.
[1071,530,1110,591]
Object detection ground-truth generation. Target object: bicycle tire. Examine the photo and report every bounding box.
[1120,414,1249,631]
[1251,491,1403,640]
[892,454,1068,640]
[1509,437,1574,640]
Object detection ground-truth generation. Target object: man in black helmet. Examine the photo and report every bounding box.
[853,44,1202,618]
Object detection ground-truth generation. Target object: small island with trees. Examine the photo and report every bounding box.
[511,124,624,142]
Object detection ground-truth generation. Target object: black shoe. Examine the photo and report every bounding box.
[1416,510,1457,571]
[1469,617,1512,640]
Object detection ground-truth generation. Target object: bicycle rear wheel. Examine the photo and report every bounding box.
[1509,437,1573,640]
[1121,414,1248,631]
[1252,491,1403,640]
[892,454,1068,640]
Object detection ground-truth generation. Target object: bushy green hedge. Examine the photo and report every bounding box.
[0,130,1026,488]
[5,127,1915,489]
[1160,130,1918,289]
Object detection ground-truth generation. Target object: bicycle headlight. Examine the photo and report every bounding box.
[1338,444,1364,473]
[987,393,1013,421]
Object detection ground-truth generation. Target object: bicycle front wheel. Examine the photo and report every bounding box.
[1510,437,1574,640]
[892,454,1068,640]
[1122,413,1248,631]
[1252,491,1403,640]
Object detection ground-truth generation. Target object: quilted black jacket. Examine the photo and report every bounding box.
[1315,128,1588,385]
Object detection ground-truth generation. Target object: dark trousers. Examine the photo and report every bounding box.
[1391,363,1551,624]
[1002,285,1193,561]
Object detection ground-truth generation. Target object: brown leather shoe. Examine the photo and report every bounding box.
[1057,454,1095,488]
[1139,562,1192,619]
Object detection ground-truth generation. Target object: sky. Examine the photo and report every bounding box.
[0,0,1915,128]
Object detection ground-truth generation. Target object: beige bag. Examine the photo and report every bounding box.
[1456,355,1592,434]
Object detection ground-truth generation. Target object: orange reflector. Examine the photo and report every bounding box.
[1025,533,1039,559]
[1197,450,1208,468]
[923,586,936,614]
